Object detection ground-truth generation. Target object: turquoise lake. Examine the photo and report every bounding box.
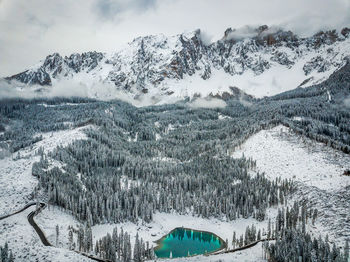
[154,227,226,258]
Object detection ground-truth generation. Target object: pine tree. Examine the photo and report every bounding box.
[267,219,271,239]
[55,225,59,247]
[133,233,141,262]
[68,228,73,250]
[239,235,244,247]
[232,231,236,248]
[95,240,99,255]
[344,240,349,261]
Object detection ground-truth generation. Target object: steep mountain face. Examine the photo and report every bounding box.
[8,52,104,86]
[5,26,350,102]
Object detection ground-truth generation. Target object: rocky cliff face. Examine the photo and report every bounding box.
[5,26,350,100]
[8,52,104,86]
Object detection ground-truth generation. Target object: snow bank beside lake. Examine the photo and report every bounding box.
[92,208,278,253]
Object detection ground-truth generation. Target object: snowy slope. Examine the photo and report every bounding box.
[5,26,350,104]
[0,205,93,262]
[232,125,350,192]
[0,126,95,261]
[0,126,92,216]
[232,125,350,247]
[164,242,267,262]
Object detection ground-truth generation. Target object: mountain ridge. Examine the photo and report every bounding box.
[5,25,350,103]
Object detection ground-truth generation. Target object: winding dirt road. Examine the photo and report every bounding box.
[27,203,52,247]
[1,202,110,262]
[0,202,38,221]
[217,238,275,255]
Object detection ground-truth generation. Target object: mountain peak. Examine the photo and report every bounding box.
[4,25,350,103]
[341,27,350,37]
[221,25,298,47]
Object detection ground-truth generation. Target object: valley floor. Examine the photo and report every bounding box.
[1,124,349,261]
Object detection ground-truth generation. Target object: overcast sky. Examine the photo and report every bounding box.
[1,0,349,77]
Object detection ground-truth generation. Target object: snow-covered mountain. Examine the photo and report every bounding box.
[5,25,350,102]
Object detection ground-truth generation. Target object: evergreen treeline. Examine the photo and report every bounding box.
[263,201,349,262]
[231,200,318,249]
[268,60,350,153]
[35,152,293,224]
[93,227,154,262]
[266,230,349,262]
[68,223,155,262]
[0,243,14,262]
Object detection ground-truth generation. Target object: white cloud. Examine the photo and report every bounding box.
[239,96,253,108]
[0,79,176,107]
[0,79,89,99]
[0,0,349,77]
[188,97,226,109]
[199,30,214,46]
[225,25,282,41]
[226,25,261,41]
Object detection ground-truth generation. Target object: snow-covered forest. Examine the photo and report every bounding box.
[1,61,350,261]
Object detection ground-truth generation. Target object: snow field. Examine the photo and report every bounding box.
[232,125,350,247]
[232,125,350,192]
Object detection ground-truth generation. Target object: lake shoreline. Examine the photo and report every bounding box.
[153,227,227,259]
